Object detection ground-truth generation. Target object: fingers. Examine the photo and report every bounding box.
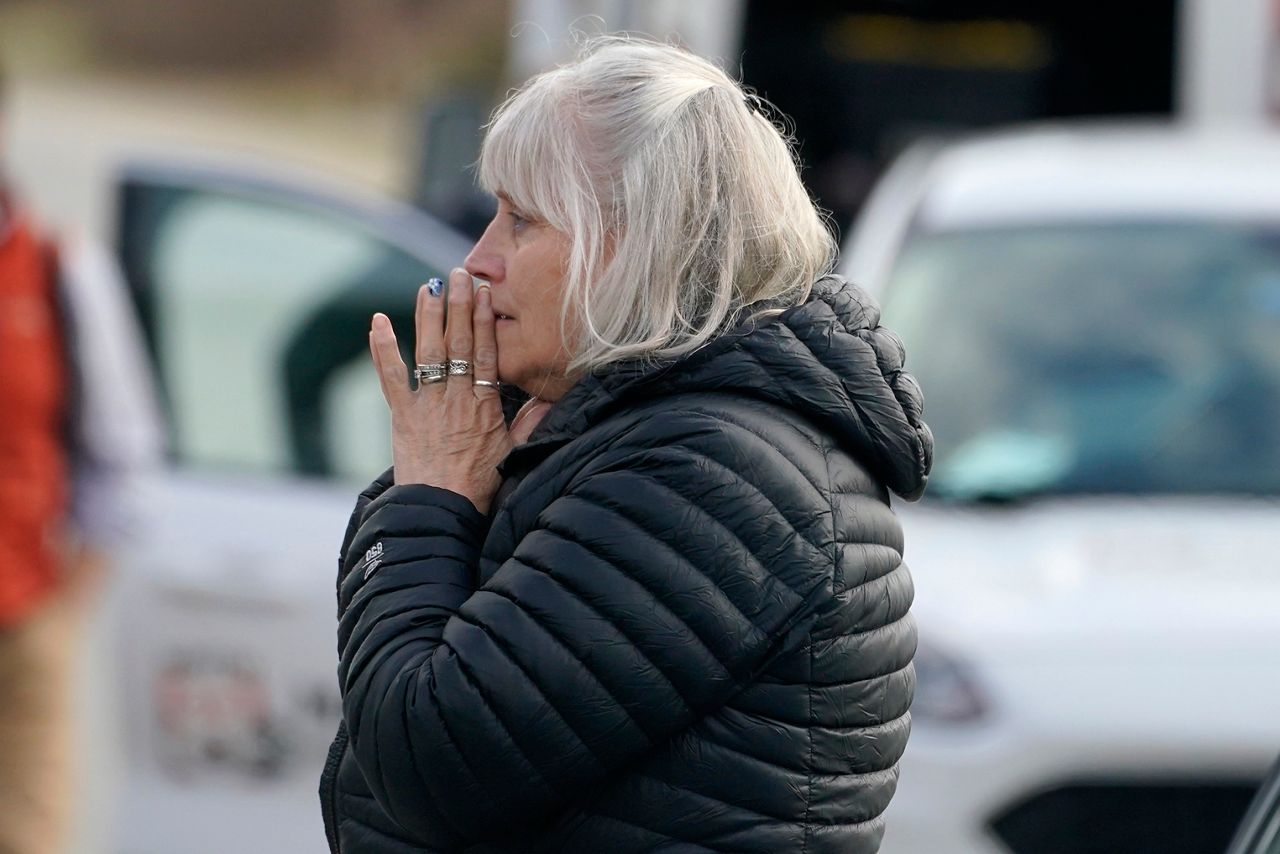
[416,276,447,370]
[444,268,474,367]
[380,268,481,405]
[472,285,499,398]
[443,268,480,399]
[369,313,407,404]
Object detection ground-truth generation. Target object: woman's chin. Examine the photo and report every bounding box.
[496,362,530,393]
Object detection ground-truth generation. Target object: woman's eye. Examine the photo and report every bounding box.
[509,211,529,230]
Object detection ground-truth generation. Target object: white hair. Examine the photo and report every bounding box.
[477,35,837,374]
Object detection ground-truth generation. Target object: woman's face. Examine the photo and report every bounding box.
[464,194,577,400]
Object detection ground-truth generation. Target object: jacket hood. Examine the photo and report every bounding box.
[517,275,934,500]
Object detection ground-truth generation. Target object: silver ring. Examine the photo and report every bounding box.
[473,379,500,388]
[414,362,447,384]
[447,359,472,376]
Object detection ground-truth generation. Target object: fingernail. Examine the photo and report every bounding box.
[477,286,491,307]
[426,277,444,297]
[371,312,386,330]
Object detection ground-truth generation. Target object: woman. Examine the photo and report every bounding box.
[321,37,932,854]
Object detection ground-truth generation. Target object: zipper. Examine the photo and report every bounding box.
[319,721,350,853]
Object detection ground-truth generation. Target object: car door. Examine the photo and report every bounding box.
[108,159,474,854]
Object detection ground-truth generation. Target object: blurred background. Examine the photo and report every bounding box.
[2,0,1279,852]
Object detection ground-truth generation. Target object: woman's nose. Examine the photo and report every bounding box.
[464,227,504,284]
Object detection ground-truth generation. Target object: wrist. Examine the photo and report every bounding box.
[393,476,492,514]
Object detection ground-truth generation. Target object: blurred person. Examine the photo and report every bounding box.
[322,38,932,854]
[0,63,162,853]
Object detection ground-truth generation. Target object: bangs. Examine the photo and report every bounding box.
[477,78,579,229]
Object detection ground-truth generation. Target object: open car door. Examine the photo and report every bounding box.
[109,157,472,854]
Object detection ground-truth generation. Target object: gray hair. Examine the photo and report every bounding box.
[477,35,837,374]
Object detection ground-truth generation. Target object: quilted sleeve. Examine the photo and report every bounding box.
[336,411,847,844]
[335,467,395,616]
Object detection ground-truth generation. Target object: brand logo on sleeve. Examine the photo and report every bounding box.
[362,542,385,580]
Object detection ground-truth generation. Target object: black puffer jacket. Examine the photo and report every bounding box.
[321,276,932,853]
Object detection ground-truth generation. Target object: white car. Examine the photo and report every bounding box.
[106,159,474,853]
[840,123,1280,854]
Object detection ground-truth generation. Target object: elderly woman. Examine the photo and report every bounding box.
[320,38,931,854]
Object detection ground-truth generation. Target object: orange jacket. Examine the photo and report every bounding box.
[0,209,68,625]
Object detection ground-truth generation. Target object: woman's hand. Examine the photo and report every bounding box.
[368,268,549,513]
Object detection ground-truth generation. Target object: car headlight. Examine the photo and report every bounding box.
[912,638,990,724]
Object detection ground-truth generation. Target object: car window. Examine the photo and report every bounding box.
[135,187,438,482]
[881,221,1280,500]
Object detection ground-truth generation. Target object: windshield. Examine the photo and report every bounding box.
[880,222,1280,500]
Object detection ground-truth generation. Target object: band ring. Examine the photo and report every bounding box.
[414,362,447,384]
[473,379,500,388]
[447,359,472,376]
